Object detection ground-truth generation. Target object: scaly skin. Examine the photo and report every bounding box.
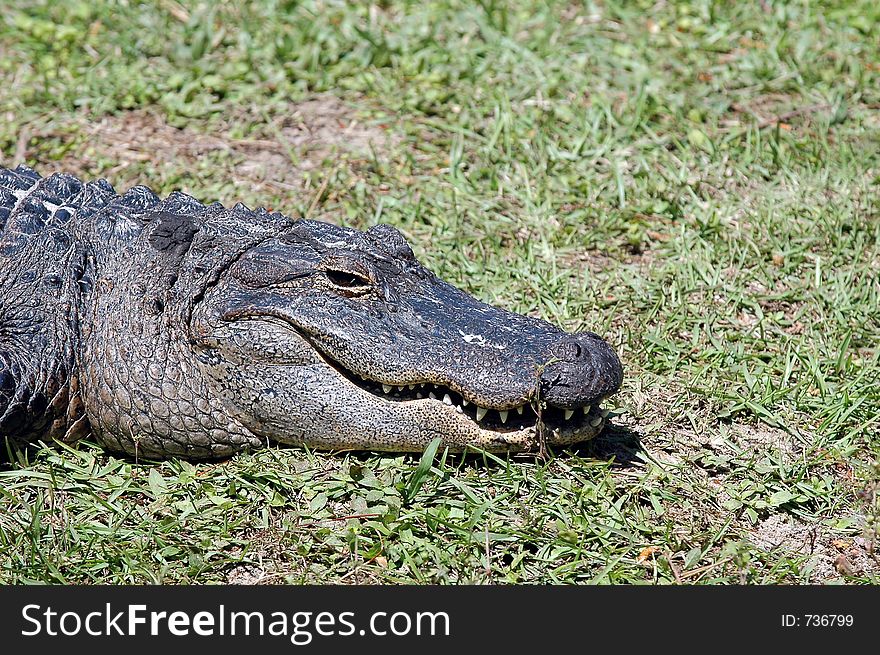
[0,166,623,459]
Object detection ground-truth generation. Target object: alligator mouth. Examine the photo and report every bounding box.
[206,314,613,449]
[324,355,610,435]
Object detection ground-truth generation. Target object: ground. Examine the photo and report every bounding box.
[0,0,878,584]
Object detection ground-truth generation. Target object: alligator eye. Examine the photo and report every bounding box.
[325,268,371,290]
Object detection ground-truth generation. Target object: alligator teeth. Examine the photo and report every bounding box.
[455,405,464,414]
[382,384,392,394]
[443,393,453,405]
[601,407,610,418]
[590,417,603,427]
[476,407,488,421]
[416,392,423,399]
[462,399,469,406]
[408,384,416,390]
[429,392,437,400]
[516,405,524,415]
[564,409,574,421]
[583,405,591,414]
[499,410,508,424]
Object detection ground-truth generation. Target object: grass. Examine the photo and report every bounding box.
[0,0,878,584]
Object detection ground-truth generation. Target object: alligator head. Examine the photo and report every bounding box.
[190,220,623,453]
[0,167,622,459]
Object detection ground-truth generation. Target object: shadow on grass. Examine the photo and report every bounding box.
[341,420,644,471]
[567,422,644,469]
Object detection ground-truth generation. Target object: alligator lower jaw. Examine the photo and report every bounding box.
[359,376,609,434]
[323,355,610,449]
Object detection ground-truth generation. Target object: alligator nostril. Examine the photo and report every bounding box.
[548,332,602,363]
[539,332,623,408]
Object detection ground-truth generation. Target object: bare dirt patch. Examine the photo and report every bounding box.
[751,513,878,582]
[16,94,398,201]
[560,246,661,281]
[724,422,801,460]
[225,563,269,585]
[724,92,833,131]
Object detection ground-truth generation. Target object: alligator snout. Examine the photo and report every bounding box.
[539,332,623,409]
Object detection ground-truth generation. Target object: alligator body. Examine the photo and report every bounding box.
[0,166,622,459]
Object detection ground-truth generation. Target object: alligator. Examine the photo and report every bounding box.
[0,165,623,459]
